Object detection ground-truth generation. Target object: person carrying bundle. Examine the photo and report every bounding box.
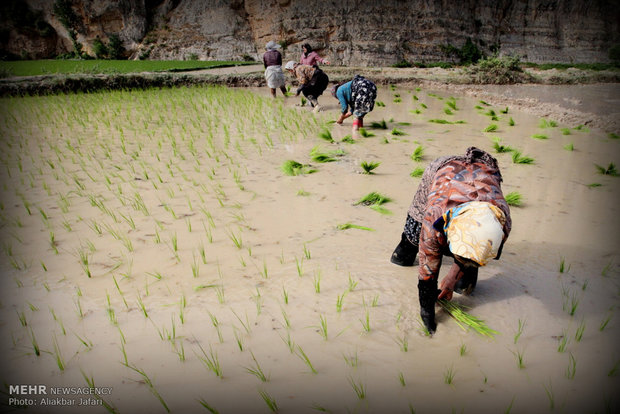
[390,147,511,334]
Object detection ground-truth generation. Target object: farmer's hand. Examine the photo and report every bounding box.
[438,263,462,301]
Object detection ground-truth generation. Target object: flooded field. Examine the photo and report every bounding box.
[0,82,618,414]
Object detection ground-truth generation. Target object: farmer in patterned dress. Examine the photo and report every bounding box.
[263,41,287,98]
[284,61,329,111]
[331,75,377,133]
[390,147,511,334]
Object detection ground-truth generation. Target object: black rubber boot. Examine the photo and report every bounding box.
[454,267,479,295]
[418,279,438,334]
[390,232,418,266]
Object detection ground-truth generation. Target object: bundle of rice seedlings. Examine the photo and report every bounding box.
[438,300,499,338]
[375,101,386,107]
[511,150,534,164]
[505,191,522,207]
[360,161,380,174]
[310,146,344,163]
[391,128,406,136]
[371,119,388,129]
[484,124,499,133]
[595,162,619,176]
[492,137,514,153]
[410,167,425,178]
[358,128,375,137]
[281,160,316,176]
[354,192,391,206]
[411,145,424,161]
[341,135,355,144]
[337,223,374,231]
[318,129,334,142]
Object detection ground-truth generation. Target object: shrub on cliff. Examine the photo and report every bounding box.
[465,55,534,84]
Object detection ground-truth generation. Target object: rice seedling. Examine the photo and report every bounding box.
[563,142,574,151]
[443,365,456,385]
[511,150,535,164]
[348,377,366,399]
[354,192,391,206]
[531,133,548,140]
[300,97,307,106]
[511,349,525,369]
[608,359,620,377]
[411,145,424,161]
[358,128,375,137]
[459,343,467,356]
[396,335,409,352]
[360,309,371,333]
[258,390,278,413]
[313,270,322,293]
[500,106,509,114]
[595,162,619,176]
[514,319,525,344]
[77,247,91,278]
[561,128,572,135]
[197,398,220,414]
[127,364,170,412]
[391,128,407,136]
[81,371,118,413]
[599,312,612,331]
[52,334,65,371]
[282,287,289,304]
[420,103,428,109]
[337,223,374,231]
[233,328,244,352]
[318,129,334,143]
[281,160,316,176]
[231,309,252,334]
[566,353,576,379]
[244,351,269,382]
[543,381,555,410]
[343,349,359,368]
[410,167,425,178]
[75,332,93,350]
[399,372,406,386]
[505,191,522,207]
[376,101,386,107]
[587,182,602,188]
[370,119,388,129]
[557,333,568,353]
[208,311,224,343]
[296,345,317,374]
[195,342,223,379]
[559,257,571,273]
[574,124,590,132]
[348,274,358,292]
[361,161,381,174]
[227,229,243,249]
[508,117,515,126]
[483,124,498,132]
[336,291,346,312]
[315,315,329,340]
[295,256,304,277]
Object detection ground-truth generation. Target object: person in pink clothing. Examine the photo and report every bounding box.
[299,43,330,66]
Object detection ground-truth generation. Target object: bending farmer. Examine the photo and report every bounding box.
[331,75,377,132]
[285,61,329,111]
[390,147,511,334]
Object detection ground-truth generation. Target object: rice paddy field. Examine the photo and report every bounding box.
[0,81,619,414]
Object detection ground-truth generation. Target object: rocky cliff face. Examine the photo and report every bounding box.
[2,0,618,64]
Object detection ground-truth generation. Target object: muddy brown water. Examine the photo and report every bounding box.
[0,82,618,413]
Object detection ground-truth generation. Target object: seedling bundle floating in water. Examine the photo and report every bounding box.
[438,299,499,338]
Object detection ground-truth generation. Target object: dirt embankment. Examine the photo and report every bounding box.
[1,64,618,132]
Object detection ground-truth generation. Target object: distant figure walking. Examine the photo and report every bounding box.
[263,41,287,98]
[285,61,329,112]
[299,43,330,66]
[331,75,377,133]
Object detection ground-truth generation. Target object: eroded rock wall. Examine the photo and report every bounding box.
[2,0,618,64]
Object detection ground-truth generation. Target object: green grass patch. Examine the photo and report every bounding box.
[0,59,254,76]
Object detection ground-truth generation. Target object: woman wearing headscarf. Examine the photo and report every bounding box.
[284,61,329,111]
[331,75,377,132]
[263,41,287,98]
[299,43,330,66]
[390,147,511,334]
